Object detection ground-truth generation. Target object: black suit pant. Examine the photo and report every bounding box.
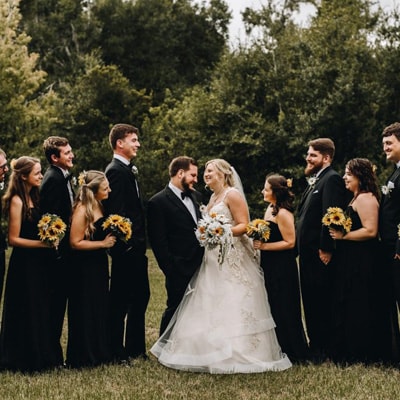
[299,250,333,359]
[109,249,150,360]
[160,272,192,335]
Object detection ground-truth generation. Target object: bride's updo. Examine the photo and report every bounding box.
[205,159,235,188]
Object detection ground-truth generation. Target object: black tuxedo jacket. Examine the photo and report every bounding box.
[40,165,74,255]
[103,158,146,254]
[0,192,6,252]
[40,165,74,226]
[147,186,204,278]
[296,166,347,254]
[379,166,400,250]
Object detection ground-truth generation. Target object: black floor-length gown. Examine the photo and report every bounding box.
[260,221,309,363]
[0,208,59,373]
[330,206,376,363]
[66,217,112,368]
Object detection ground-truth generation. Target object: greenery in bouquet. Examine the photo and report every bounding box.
[102,214,132,243]
[37,213,67,248]
[195,212,232,265]
[246,219,271,242]
[322,207,352,233]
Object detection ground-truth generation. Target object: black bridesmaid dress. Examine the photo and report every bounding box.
[0,208,59,372]
[330,206,376,364]
[66,217,112,368]
[260,221,309,363]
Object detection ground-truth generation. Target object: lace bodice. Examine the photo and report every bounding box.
[207,188,236,224]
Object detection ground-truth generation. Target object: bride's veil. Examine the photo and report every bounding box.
[230,166,249,217]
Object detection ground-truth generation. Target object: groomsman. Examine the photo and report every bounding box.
[378,122,400,361]
[0,148,8,302]
[296,138,347,362]
[40,136,75,365]
[147,156,204,335]
[103,123,150,363]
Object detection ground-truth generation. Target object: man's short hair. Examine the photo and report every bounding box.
[109,123,139,150]
[382,122,400,141]
[169,156,197,178]
[308,138,335,159]
[43,136,69,164]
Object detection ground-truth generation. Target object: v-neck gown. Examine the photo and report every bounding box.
[151,198,291,373]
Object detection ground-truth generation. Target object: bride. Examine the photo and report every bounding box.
[150,159,292,373]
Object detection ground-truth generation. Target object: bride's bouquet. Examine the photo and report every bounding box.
[37,213,67,249]
[246,219,271,242]
[195,212,232,265]
[102,214,132,243]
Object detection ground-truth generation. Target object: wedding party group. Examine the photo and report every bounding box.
[1,121,400,374]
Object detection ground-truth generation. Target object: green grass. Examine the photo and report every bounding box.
[1,251,400,399]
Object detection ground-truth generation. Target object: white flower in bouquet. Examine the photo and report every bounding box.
[195,212,232,265]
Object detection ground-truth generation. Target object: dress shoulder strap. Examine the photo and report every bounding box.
[222,187,236,201]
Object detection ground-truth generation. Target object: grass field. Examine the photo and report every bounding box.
[1,250,400,399]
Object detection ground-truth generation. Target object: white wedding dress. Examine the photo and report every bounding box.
[151,194,292,373]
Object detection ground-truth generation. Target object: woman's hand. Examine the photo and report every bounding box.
[329,227,345,240]
[253,239,262,250]
[103,233,117,249]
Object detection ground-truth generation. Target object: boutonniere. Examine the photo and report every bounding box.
[0,182,4,191]
[307,176,318,186]
[131,165,139,178]
[71,176,77,186]
[382,181,395,196]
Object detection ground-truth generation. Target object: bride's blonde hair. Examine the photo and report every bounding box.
[205,159,235,188]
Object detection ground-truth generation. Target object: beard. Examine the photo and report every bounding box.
[181,177,192,192]
[304,161,324,177]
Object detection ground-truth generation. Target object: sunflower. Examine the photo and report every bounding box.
[246,219,271,242]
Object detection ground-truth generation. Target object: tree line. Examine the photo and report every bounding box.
[1,0,400,215]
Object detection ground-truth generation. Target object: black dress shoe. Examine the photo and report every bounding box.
[129,353,149,362]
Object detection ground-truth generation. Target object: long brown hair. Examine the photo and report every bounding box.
[2,156,41,220]
[266,174,295,216]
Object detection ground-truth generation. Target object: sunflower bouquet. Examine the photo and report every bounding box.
[322,207,352,234]
[246,219,271,242]
[195,212,232,265]
[102,214,132,243]
[37,213,67,249]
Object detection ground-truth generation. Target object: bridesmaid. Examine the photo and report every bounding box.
[0,156,60,372]
[253,174,309,363]
[67,171,116,368]
[328,158,379,364]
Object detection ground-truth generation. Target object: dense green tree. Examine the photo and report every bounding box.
[19,0,97,83]
[93,0,230,103]
[0,0,57,158]
[54,54,152,172]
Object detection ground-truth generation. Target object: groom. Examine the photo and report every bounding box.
[147,156,204,335]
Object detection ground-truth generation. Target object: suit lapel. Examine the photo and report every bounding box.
[165,186,197,223]
[298,167,332,212]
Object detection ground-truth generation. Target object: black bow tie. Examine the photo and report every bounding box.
[65,173,73,181]
[181,191,193,200]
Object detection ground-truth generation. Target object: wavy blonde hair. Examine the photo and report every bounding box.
[73,170,107,238]
[205,159,235,188]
